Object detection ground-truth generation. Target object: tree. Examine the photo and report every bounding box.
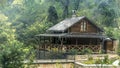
[0,41,27,68]
[0,12,33,68]
[0,13,15,44]
[48,6,58,24]
[73,0,81,10]
[56,0,70,18]
[22,18,52,45]
[97,1,116,27]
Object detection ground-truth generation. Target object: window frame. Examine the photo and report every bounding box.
[80,20,87,32]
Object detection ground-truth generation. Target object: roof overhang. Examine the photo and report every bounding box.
[35,33,66,37]
[36,33,106,38]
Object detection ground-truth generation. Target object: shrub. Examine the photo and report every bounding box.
[67,49,78,55]
[84,60,94,64]
[88,56,93,61]
[117,46,120,56]
[0,41,32,68]
[49,51,66,59]
[80,48,93,55]
[95,59,102,64]
[103,55,109,64]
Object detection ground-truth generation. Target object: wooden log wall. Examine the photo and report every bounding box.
[69,19,98,33]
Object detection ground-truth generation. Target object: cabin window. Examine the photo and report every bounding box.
[81,21,87,31]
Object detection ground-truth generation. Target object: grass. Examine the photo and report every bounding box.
[83,55,117,64]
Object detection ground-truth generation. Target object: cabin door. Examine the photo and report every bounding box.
[106,41,113,53]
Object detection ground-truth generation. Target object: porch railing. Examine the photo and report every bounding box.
[37,44,101,53]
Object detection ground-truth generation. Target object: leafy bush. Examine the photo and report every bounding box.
[80,48,93,55]
[67,49,78,55]
[49,51,66,59]
[0,40,32,68]
[117,45,120,56]
[95,59,103,64]
[103,55,109,64]
[88,56,93,61]
[84,60,94,64]
[84,55,115,64]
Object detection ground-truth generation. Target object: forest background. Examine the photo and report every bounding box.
[0,0,120,67]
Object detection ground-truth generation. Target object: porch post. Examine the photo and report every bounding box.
[101,38,104,53]
[60,37,63,52]
[76,38,78,45]
[50,37,52,51]
[101,38,107,53]
[75,38,78,51]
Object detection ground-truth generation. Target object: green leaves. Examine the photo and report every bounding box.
[48,6,58,24]
[0,38,35,68]
[0,41,26,68]
[0,9,33,68]
[22,19,53,45]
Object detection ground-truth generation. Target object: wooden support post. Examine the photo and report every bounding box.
[44,37,45,59]
[50,37,51,51]
[75,38,78,51]
[83,44,85,51]
[75,38,77,45]
[60,37,63,52]
[101,38,105,53]
[76,38,78,46]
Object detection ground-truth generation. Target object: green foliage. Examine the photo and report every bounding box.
[67,49,78,55]
[118,59,120,65]
[0,13,15,43]
[96,0,117,27]
[67,49,93,55]
[117,45,120,56]
[1,0,120,46]
[103,55,109,64]
[55,62,63,68]
[55,0,70,18]
[0,39,34,68]
[84,56,94,64]
[95,59,103,64]
[88,56,93,61]
[80,48,93,55]
[84,55,115,64]
[49,51,66,59]
[48,6,58,24]
[21,19,53,45]
[84,60,94,64]
[104,27,114,37]
[0,10,34,67]
[0,40,27,68]
[0,1,120,66]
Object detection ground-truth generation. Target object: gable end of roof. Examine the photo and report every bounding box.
[47,16,104,32]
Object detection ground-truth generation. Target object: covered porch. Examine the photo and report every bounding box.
[35,33,105,53]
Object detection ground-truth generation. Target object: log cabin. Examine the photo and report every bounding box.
[36,16,116,54]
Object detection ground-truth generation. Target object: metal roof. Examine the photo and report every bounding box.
[47,16,103,32]
[36,33,106,38]
[36,33,67,37]
[66,34,105,38]
[48,16,85,32]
